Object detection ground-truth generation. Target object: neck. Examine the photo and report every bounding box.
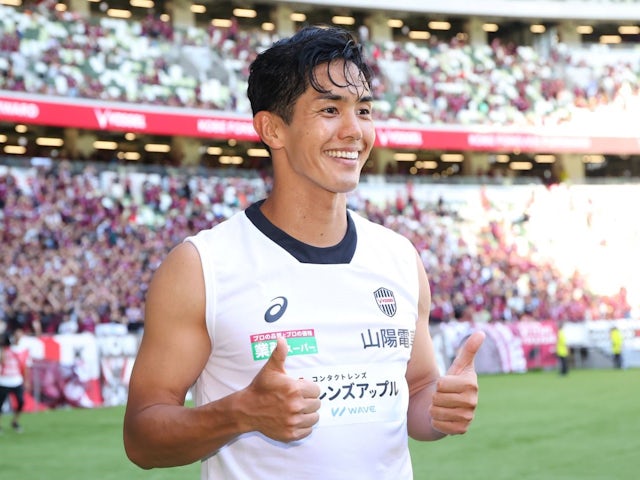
[260,191,348,248]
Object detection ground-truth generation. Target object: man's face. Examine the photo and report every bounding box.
[275,59,375,195]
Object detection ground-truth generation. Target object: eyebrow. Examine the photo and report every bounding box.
[317,92,374,103]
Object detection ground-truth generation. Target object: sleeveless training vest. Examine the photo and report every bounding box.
[186,203,420,479]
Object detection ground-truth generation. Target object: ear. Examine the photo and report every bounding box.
[253,111,284,151]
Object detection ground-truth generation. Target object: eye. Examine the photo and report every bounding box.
[322,106,339,114]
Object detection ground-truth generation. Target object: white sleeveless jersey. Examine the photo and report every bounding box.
[186,202,420,480]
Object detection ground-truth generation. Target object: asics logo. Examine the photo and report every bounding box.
[264,296,288,323]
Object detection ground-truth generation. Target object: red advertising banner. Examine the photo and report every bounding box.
[19,333,103,412]
[376,127,640,154]
[2,92,640,154]
[0,93,260,141]
[511,320,558,370]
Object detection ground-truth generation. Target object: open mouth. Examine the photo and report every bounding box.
[325,150,359,160]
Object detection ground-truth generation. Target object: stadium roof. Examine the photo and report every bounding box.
[264,0,640,22]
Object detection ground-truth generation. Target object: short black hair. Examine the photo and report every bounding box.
[247,25,373,124]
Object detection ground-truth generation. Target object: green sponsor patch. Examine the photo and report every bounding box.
[251,335,318,360]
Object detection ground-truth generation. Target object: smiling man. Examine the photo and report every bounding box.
[123,25,485,480]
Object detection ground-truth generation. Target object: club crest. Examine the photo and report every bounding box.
[373,287,397,317]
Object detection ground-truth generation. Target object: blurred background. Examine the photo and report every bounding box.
[1,0,639,411]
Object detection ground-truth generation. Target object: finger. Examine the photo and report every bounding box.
[432,388,478,408]
[298,378,322,399]
[430,405,475,424]
[433,376,478,396]
[431,417,473,436]
[299,398,322,414]
[447,330,485,375]
[264,336,289,374]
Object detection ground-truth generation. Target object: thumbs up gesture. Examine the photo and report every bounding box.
[430,330,485,435]
[242,336,321,442]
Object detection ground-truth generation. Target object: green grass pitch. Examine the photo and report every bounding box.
[2,368,638,479]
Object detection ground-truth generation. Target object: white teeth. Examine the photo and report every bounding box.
[326,150,359,159]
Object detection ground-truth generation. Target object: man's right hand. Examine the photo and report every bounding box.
[240,336,321,442]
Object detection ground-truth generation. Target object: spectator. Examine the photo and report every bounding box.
[1,4,639,128]
[0,161,636,337]
[0,328,31,433]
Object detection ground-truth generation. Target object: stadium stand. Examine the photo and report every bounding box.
[1,3,638,128]
[0,0,639,334]
[1,0,639,411]
[0,159,636,338]
[0,1,639,179]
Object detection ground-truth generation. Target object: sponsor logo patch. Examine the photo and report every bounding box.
[264,296,288,323]
[373,287,397,317]
[250,329,318,361]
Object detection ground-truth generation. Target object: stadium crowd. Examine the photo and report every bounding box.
[0,3,637,338]
[0,162,634,338]
[0,4,639,127]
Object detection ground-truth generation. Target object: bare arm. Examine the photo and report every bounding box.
[123,241,227,467]
[406,251,485,441]
[123,242,321,469]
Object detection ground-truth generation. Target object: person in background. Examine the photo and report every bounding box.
[610,326,623,369]
[0,329,31,433]
[556,322,569,376]
[123,26,485,479]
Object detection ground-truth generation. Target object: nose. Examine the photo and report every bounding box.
[339,110,363,141]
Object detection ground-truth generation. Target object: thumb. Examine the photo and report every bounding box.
[447,330,485,375]
[264,336,289,374]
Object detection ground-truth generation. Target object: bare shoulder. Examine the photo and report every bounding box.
[146,241,205,316]
[153,240,203,283]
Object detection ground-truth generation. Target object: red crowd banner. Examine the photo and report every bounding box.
[19,333,103,412]
[2,92,640,154]
[510,320,558,370]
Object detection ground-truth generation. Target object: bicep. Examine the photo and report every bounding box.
[127,242,211,409]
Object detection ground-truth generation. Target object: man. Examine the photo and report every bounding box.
[0,329,30,433]
[610,326,623,369]
[123,26,485,479]
[556,322,569,375]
